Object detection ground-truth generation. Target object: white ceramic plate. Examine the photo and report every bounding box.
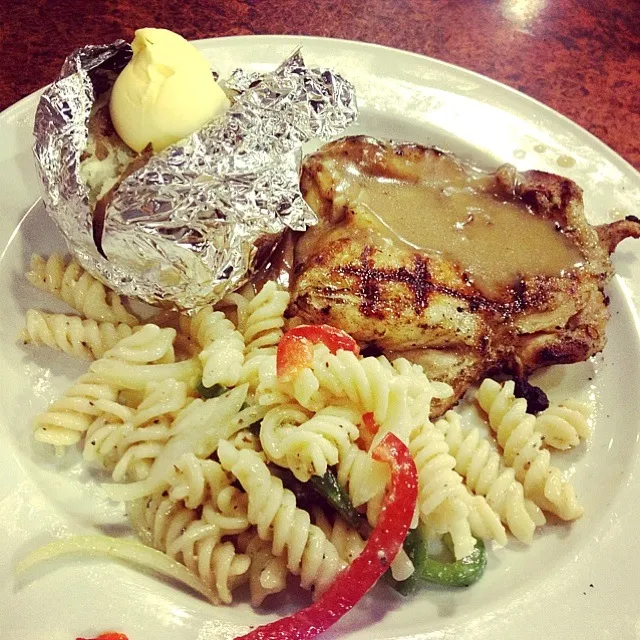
[1,36,639,640]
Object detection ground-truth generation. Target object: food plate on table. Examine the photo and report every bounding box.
[1,34,640,640]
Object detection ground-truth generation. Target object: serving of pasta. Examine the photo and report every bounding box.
[15,251,597,637]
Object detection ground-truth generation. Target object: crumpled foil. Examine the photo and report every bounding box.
[33,41,357,309]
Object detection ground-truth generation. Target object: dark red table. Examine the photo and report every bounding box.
[0,0,638,169]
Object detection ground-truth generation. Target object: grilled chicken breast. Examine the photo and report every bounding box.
[290,136,640,416]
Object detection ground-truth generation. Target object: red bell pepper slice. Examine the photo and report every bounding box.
[357,412,380,451]
[276,324,360,381]
[77,634,128,640]
[234,432,417,640]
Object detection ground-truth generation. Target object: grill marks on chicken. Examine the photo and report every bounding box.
[337,248,453,317]
[290,136,640,416]
[332,245,521,323]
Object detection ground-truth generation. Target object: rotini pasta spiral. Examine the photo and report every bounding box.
[382,357,453,417]
[85,414,171,482]
[128,489,251,604]
[409,420,468,519]
[26,253,138,326]
[190,306,245,388]
[335,438,389,509]
[248,354,291,407]
[372,376,417,449]
[476,379,584,521]
[237,283,290,392]
[168,454,232,510]
[83,379,190,481]
[103,324,176,364]
[241,282,290,353]
[279,348,449,449]
[260,404,360,481]
[464,493,508,547]
[312,507,365,564]
[21,310,135,360]
[436,411,546,544]
[34,373,121,450]
[146,309,198,359]
[230,428,264,456]
[236,530,288,607]
[131,378,192,426]
[217,440,345,595]
[535,399,591,450]
[409,418,506,557]
[408,419,472,557]
[306,348,392,419]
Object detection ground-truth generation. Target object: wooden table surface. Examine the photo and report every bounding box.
[0,0,638,169]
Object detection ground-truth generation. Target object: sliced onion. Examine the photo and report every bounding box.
[16,535,219,605]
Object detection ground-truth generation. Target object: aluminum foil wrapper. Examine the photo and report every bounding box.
[33,41,358,308]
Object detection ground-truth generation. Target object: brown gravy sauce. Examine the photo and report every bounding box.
[325,158,584,295]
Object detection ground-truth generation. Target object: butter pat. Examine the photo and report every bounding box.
[110,28,229,153]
